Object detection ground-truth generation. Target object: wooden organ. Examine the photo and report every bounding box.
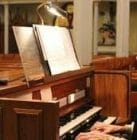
[0,54,116,140]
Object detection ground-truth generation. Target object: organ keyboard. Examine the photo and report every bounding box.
[59,105,116,140]
[59,106,102,137]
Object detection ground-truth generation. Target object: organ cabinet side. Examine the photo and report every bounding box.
[0,66,97,140]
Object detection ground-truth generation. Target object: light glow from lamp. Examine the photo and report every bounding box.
[46,6,63,17]
[36,1,68,25]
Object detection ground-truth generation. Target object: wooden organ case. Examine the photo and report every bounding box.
[0,64,105,140]
[0,26,118,139]
[0,54,117,140]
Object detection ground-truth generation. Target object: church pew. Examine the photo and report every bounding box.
[93,70,130,123]
[0,54,22,68]
[0,54,24,86]
[91,55,137,123]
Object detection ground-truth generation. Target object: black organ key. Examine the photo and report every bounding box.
[59,105,93,127]
[59,106,103,140]
[97,115,108,122]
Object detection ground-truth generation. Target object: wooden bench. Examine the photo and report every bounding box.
[91,55,137,123]
[0,54,24,86]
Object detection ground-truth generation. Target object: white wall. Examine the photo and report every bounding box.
[73,0,131,61]
[73,0,93,65]
[116,0,130,57]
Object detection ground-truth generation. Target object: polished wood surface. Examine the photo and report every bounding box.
[0,55,94,140]
[92,55,137,70]
[0,99,59,140]
[91,56,137,123]
[93,70,130,123]
[0,54,26,95]
[0,54,57,140]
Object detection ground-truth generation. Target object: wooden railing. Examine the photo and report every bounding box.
[91,55,137,70]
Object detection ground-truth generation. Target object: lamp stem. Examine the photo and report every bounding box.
[36,2,48,24]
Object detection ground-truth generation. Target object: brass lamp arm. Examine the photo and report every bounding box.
[36,2,50,25]
[36,1,68,25]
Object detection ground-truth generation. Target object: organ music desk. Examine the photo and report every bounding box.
[0,63,116,140]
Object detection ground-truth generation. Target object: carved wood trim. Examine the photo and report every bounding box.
[14,108,43,140]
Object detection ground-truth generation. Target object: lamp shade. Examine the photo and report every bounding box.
[36,1,68,25]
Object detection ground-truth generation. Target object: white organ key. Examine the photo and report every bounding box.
[59,106,102,137]
[103,116,117,124]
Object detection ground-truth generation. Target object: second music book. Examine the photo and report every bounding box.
[33,25,80,75]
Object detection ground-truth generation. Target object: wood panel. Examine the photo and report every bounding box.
[130,92,137,109]
[94,70,130,122]
[14,108,43,140]
[92,55,137,122]
[0,99,59,140]
[52,78,86,99]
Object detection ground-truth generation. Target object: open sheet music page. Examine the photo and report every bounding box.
[34,25,80,75]
[13,26,45,83]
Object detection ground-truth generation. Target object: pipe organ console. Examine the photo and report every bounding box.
[0,65,116,140]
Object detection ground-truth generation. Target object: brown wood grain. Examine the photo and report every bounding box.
[91,56,135,122]
[94,71,130,122]
[0,61,94,140]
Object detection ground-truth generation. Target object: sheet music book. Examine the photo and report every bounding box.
[13,26,47,84]
[33,25,80,75]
